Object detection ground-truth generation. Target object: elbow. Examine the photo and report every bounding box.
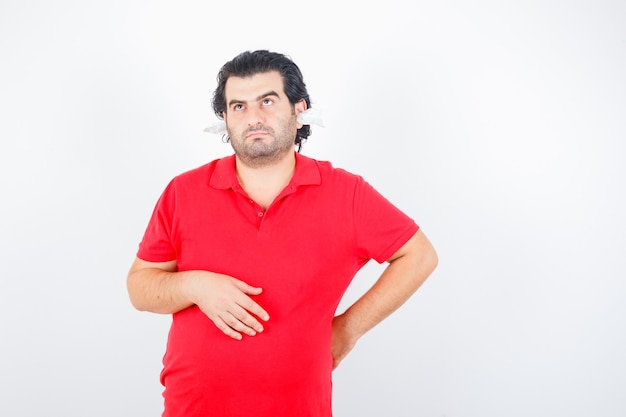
[428,244,439,273]
[415,233,438,279]
[128,296,145,312]
[126,272,147,312]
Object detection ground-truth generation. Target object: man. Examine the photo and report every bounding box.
[127,50,438,417]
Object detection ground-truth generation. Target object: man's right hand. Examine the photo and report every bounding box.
[127,257,270,340]
[186,271,270,340]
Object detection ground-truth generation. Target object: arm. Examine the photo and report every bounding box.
[126,258,270,340]
[331,229,438,369]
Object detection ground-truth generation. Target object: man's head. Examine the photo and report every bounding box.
[211,50,312,151]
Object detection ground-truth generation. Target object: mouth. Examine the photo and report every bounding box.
[246,132,268,140]
[245,128,272,140]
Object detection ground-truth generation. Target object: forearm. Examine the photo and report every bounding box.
[127,257,269,339]
[340,230,438,339]
[127,260,198,314]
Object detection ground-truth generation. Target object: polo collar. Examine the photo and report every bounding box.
[209,152,321,190]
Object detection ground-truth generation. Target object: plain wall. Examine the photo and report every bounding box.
[1,1,625,416]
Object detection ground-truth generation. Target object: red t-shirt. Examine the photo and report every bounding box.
[137,152,419,417]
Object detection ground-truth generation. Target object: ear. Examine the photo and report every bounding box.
[222,111,228,123]
[294,99,307,128]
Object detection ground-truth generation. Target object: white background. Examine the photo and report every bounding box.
[1,1,625,416]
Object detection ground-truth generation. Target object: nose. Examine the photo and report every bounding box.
[247,106,265,126]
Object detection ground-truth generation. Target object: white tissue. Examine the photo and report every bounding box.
[203,121,227,135]
[297,107,325,127]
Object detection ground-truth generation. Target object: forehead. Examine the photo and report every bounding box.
[224,71,286,102]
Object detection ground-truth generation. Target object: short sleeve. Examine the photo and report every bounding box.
[352,177,419,263]
[136,180,178,262]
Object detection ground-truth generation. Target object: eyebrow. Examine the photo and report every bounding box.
[228,90,281,108]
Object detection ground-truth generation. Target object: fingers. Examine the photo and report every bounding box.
[236,293,270,323]
[199,276,271,340]
[232,279,270,322]
[212,305,267,340]
[214,312,258,340]
[213,317,246,340]
[227,303,266,335]
[235,280,264,297]
[331,314,358,370]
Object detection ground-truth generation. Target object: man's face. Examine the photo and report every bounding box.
[223,71,305,168]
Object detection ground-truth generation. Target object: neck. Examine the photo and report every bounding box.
[235,151,296,209]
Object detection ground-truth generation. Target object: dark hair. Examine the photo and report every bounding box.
[211,50,312,151]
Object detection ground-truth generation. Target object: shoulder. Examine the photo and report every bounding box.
[174,160,217,182]
[169,155,233,189]
[298,153,364,186]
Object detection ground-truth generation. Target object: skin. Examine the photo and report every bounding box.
[127,70,438,369]
[225,71,302,170]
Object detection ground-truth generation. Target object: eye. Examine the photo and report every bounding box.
[262,98,274,106]
[233,104,244,111]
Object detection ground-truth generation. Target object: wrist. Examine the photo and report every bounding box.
[334,312,364,343]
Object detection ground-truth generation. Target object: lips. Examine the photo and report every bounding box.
[246,131,269,139]
[245,127,272,139]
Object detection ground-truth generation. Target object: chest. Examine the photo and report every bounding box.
[172,186,359,277]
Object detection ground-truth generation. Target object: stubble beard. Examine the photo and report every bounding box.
[229,119,297,168]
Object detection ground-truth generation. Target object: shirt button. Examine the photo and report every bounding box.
[258,212,264,217]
